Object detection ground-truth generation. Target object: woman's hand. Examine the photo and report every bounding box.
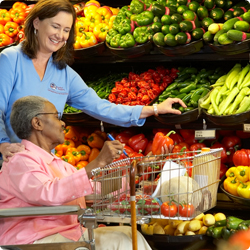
[84,140,124,177]
[0,142,25,162]
[157,98,187,115]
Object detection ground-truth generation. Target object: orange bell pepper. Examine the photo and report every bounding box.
[85,0,101,7]
[0,10,11,26]
[89,148,100,162]
[10,7,26,24]
[12,2,28,11]
[79,31,98,48]
[65,149,81,164]
[94,130,107,141]
[62,154,76,166]
[75,19,89,36]
[62,139,75,154]
[87,132,104,149]
[79,131,90,144]
[4,22,19,38]
[93,23,109,42]
[96,6,113,24]
[74,36,82,49]
[55,144,64,157]
[76,160,89,170]
[85,12,102,32]
[77,144,91,161]
[64,126,79,142]
[0,24,4,34]
[151,131,175,155]
[0,33,11,47]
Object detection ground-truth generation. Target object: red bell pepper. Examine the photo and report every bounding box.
[152,131,175,155]
[221,135,241,150]
[169,132,183,145]
[220,163,228,179]
[128,133,148,153]
[236,130,250,139]
[219,130,235,137]
[232,149,250,167]
[152,128,171,135]
[172,142,191,158]
[115,129,136,145]
[144,140,153,156]
[179,129,198,145]
[190,142,206,151]
[210,142,228,164]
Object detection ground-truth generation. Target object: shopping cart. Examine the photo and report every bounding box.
[0,148,222,250]
[89,147,222,250]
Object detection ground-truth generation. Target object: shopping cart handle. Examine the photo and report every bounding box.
[0,205,81,218]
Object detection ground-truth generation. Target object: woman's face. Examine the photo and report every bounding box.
[38,102,65,146]
[33,11,73,54]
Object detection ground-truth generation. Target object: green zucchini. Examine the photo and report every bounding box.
[227,30,250,42]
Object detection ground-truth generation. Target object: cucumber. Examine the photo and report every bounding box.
[183,10,197,21]
[214,29,226,42]
[233,7,245,17]
[192,28,205,40]
[210,8,224,20]
[169,23,180,35]
[203,30,214,43]
[242,11,250,22]
[222,17,241,32]
[215,0,225,8]
[171,13,183,24]
[188,1,200,12]
[175,32,188,44]
[197,6,209,19]
[224,10,234,21]
[204,0,215,10]
[164,33,178,46]
[227,30,250,41]
[177,5,189,14]
[201,17,214,29]
[162,24,170,34]
[179,20,194,32]
[234,21,250,32]
[218,33,234,44]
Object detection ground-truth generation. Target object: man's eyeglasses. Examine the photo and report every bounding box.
[35,112,62,120]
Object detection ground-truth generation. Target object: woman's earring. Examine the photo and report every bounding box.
[34,29,37,35]
[63,41,67,47]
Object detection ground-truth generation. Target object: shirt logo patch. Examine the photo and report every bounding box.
[50,83,57,89]
[48,83,67,95]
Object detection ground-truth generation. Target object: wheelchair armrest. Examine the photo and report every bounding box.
[0,205,81,218]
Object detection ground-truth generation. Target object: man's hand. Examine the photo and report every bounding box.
[0,142,25,162]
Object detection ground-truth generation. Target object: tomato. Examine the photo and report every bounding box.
[161,201,178,217]
[178,203,195,217]
[233,149,250,166]
[138,198,160,215]
[228,229,250,250]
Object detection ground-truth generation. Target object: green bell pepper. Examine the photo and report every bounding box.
[130,0,145,14]
[119,33,136,48]
[133,26,151,44]
[142,0,154,8]
[110,34,122,48]
[106,29,119,44]
[119,6,133,19]
[135,10,154,26]
[117,19,134,35]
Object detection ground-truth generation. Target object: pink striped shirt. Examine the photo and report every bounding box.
[0,140,93,245]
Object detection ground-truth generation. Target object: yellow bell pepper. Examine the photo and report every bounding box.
[109,7,119,15]
[109,15,117,29]
[85,0,101,7]
[226,167,237,178]
[224,176,234,192]
[96,6,113,24]
[235,166,249,183]
[93,23,109,42]
[85,12,102,32]
[79,31,98,48]
[84,2,100,17]
[226,177,240,196]
[237,181,250,198]
[75,19,89,36]
[73,36,81,49]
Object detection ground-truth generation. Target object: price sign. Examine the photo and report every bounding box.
[195,130,216,140]
[243,124,250,132]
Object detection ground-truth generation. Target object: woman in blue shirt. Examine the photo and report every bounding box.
[0,0,185,162]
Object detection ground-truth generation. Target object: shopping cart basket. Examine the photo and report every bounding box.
[90,147,222,249]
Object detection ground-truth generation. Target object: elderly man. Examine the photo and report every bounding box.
[0,96,152,250]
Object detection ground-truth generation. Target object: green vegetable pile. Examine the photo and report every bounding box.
[156,66,225,113]
[63,72,128,114]
[200,63,250,115]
